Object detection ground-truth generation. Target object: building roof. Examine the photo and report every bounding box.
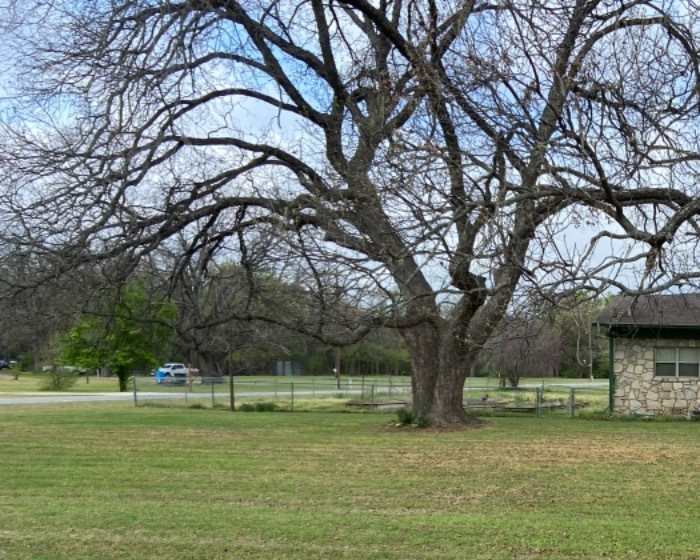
[595,294,700,328]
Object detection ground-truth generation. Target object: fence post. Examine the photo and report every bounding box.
[211,380,215,408]
[568,387,575,419]
[371,384,375,405]
[132,376,138,407]
[291,383,294,412]
[535,387,542,418]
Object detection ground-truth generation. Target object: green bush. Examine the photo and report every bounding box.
[396,407,430,427]
[396,407,415,425]
[41,370,77,391]
[415,414,429,428]
[240,401,280,412]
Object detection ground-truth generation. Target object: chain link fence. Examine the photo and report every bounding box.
[129,375,413,411]
[129,375,609,417]
[463,383,609,418]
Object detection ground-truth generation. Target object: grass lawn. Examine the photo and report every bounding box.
[1,402,699,559]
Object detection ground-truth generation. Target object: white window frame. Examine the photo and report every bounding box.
[654,347,700,378]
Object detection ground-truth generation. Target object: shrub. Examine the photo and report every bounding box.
[256,402,280,412]
[396,407,415,425]
[415,415,429,428]
[396,407,431,427]
[240,401,280,412]
[41,370,77,391]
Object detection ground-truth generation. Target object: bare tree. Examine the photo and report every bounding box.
[3,1,700,425]
[157,239,256,375]
[487,314,561,387]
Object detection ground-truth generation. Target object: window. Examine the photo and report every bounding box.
[655,347,700,377]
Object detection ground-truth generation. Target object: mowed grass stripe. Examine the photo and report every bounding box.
[2,404,700,559]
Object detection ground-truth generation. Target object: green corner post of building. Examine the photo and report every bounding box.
[608,335,615,414]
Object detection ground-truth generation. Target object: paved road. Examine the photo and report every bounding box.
[520,382,608,389]
[0,392,144,405]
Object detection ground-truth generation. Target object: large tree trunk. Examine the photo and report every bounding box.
[402,323,482,426]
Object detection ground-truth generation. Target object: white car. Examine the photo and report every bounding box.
[155,363,188,383]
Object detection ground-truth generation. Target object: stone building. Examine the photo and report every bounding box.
[595,294,700,416]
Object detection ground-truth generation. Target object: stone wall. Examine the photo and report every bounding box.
[614,337,700,415]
